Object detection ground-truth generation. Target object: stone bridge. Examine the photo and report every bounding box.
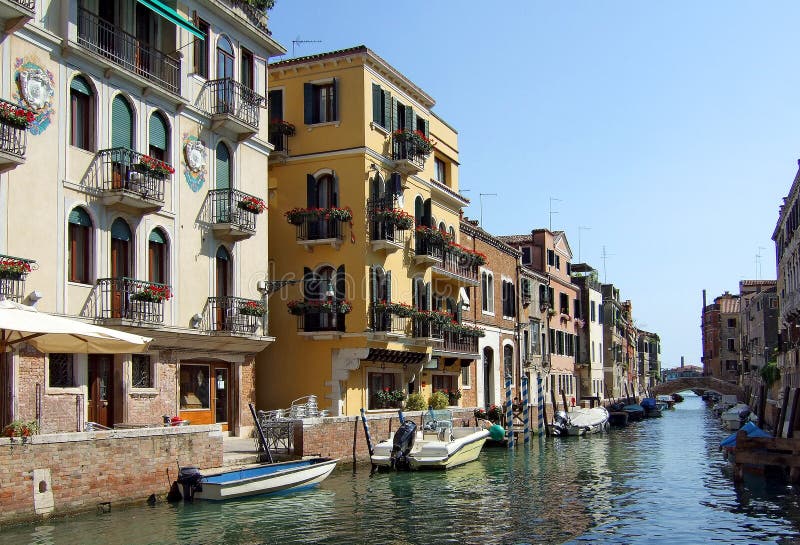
[651,377,744,400]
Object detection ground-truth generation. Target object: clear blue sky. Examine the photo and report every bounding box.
[268,1,799,368]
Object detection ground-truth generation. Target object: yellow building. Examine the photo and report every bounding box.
[262,46,481,416]
[0,0,284,437]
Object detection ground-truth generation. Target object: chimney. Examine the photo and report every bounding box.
[681,356,684,368]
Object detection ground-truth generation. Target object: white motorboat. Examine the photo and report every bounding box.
[552,406,610,436]
[371,411,489,470]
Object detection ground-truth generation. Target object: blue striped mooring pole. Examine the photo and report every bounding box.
[537,374,545,437]
[505,375,514,448]
[359,408,374,456]
[522,375,530,445]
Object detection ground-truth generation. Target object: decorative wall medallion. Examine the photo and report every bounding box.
[13,58,55,135]
[183,134,207,192]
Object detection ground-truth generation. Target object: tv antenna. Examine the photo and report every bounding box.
[549,197,561,231]
[292,38,322,57]
[600,245,615,283]
[756,246,765,280]
[479,193,497,227]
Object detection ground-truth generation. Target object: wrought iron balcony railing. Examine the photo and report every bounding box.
[93,277,170,324]
[368,198,409,246]
[436,330,479,355]
[413,316,443,341]
[9,0,35,11]
[208,188,260,233]
[296,301,347,333]
[440,250,479,282]
[269,131,288,153]
[414,234,479,282]
[295,218,343,243]
[77,7,180,94]
[0,99,29,160]
[86,147,167,205]
[203,296,264,335]
[0,254,35,302]
[370,306,410,335]
[392,139,426,170]
[197,78,264,130]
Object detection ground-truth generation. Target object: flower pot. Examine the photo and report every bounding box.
[0,270,24,281]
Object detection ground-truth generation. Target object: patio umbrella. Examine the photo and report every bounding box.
[0,299,151,354]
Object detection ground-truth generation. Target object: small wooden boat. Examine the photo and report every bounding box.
[640,398,663,418]
[656,395,676,409]
[181,458,338,501]
[551,407,609,436]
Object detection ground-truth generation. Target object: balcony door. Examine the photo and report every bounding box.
[483,347,494,408]
[216,36,235,113]
[135,3,157,76]
[110,219,132,319]
[88,355,114,428]
[111,95,134,190]
[215,246,231,330]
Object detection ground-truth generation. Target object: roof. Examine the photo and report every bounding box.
[739,280,776,287]
[271,45,367,67]
[719,297,740,314]
[497,234,533,244]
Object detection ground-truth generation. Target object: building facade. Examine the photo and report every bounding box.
[738,280,778,388]
[601,284,626,399]
[636,329,660,389]
[0,0,285,436]
[261,46,478,417]
[571,263,605,402]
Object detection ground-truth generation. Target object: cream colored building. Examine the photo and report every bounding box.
[0,0,284,436]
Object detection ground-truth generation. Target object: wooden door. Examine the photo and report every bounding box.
[88,355,114,428]
[213,364,231,432]
[0,352,8,429]
[215,248,230,330]
[111,237,129,318]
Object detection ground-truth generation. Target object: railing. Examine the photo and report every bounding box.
[269,131,288,153]
[415,233,445,261]
[203,296,264,335]
[197,78,264,130]
[392,139,426,170]
[413,316,444,341]
[296,302,347,333]
[370,306,410,335]
[437,330,479,354]
[0,99,28,159]
[368,197,408,245]
[93,278,169,324]
[295,218,343,242]
[208,188,259,232]
[10,0,35,10]
[415,235,478,282]
[0,254,35,302]
[77,7,180,94]
[88,148,167,204]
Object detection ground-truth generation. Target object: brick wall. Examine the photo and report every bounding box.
[0,425,222,525]
[126,352,177,425]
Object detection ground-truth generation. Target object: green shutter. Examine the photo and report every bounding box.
[216,245,230,260]
[405,107,414,132]
[331,78,338,122]
[423,118,429,138]
[303,83,313,124]
[149,113,168,151]
[111,95,133,149]
[68,207,92,227]
[215,143,230,189]
[372,84,381,125]
[70,76,92,96]
[306,174,318,207]
[383,90,392,130]
[390,98,398,132]
[110,218,132,241]
[386,270,392,303]
[149,229,166,244]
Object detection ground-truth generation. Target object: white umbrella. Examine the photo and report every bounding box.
[0,299,151,354]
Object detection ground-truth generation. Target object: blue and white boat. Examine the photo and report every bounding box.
[179,458,338,501]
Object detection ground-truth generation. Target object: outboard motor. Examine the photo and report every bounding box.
[390,421,417,470]
[552,410,569,436]
[175,466,203,501]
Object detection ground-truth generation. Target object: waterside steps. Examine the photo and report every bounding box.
[733,432,800,483]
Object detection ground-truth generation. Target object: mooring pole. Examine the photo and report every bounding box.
[359,408,374,457]
[505,375,514,448]
[537,374,545,438]
[398,409,405,425]
[522,375,530,446]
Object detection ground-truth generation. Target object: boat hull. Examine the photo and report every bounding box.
[371,429,490,470]
[193,458,338,501]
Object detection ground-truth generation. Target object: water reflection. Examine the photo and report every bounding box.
[3,395,800,545]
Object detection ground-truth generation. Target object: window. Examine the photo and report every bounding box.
[49,353,75,388]
[559,293,569,314]
[68,207,92,284]
[725,360,738,371]
[461,365,471,388]
[432,374,455,393]
[503,345,513,378]
[434,157,446,184]
[148,112,169,161]
[216,143,231,189]
[481,272,494,313]
[369,371,399,409]
[574,298,581,319]
[371,83,391,128]
[111,95,133,149]
[521,278,531,303]
[132,354,153,389]
[241,48,254,90]
[770,298,778,309]
[556,255,561,270]
[531,321,541,355]
[521,247,532,265]
[599,303,604,322]
[547,249,555,266]
[180,364,211,410]
[304,80,338,124]
[727,318,736,328]
[727,338,735,351]
[591,341,595,363]
[70,76,94,150]
[502,280,516,318]
[193,18,210,77]
[148,229,168,284]
[590,301,596,322]
[548,287,555,309]
[599,343,603,363]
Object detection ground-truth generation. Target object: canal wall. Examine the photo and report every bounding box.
[0,425,222,525]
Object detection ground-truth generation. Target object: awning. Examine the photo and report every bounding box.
[137,0,205,40]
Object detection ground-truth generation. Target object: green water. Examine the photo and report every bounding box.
[2,394,799,544]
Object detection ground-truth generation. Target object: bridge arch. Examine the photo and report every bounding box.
[651,377,744,400]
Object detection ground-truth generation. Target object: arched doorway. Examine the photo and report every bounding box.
[110,218,132,319]
[483,346,494,408]
[215,246,231,330]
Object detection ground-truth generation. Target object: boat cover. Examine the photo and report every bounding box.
[719,421,771,448]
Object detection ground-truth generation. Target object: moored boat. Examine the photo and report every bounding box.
[551,407,610,436]
[640,398,663,418]
[656,395,676,409]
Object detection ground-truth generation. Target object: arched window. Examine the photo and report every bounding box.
[67,207,93,284]
[110,218,132,278]
[148,228,168,284]
[215,246,231,297]
[216,143,231,189]
[217,36,234,80]
[111,95,133,150]
[449,226,455,239]
[70,76,94,151]
[148,112,169,162]
[503,345,514,379]
[438,221,446,233]
[414,196,424,226]
[483,347,494,407]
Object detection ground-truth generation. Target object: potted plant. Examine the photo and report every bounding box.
[373,208,414,230]
[447,389,462,406]
[392,129,434,156]
[0,257,32,280]
[284,207,353,225]
[239,300,267,316]
[0,102,34,129]
[2,419,38,438]
[131,284,172,303]
[486,404,504,423]
[135,155,175,179]
[428,391,449,410]
[238,195,267,214]
[337,300,352,314]
[286,299,307,315]
[268,118,295,136]
[415,225,452,246]
[405,393,427,411]
[474,407,488,420]
[375,388,405,409]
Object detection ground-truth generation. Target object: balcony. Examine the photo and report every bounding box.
[391,139,427,175]
[91,278,170,325]
[76,7,180,95]
[414,233,444,266]
[203,296,265,336]
[86,148,167,213]
[208,189,261,241]
[293,217,345,251]
[0,254,35,302]
[412,316,443,343]
[295,301,347,338]
[0,99,29,171]
[368,199,410,253]
[415,234,479,286]
[197,78,264,140]
[433,330,480,358]
[0,0,34,34]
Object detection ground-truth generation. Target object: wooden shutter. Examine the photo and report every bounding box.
[331,78,339,122]
[371,84,381,124]
[335,265,345,300]
[149,113,168,152]
[386,270,392,303]
[369,265,377,303]
[303,267,313,299]
[390,98,398,132]
[111,95,133,149]
[423,199,432,227]
[423,118,429,138]
[383,89,392,129]
[110,218,132,241]
[215,144,230,189]
[306,174,318,207]
[331,172,339,207]
[404,106,414,133]
[303,82,313,124]
[424,282,430,311]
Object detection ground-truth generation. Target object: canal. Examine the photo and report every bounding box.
[2,394,800,544]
